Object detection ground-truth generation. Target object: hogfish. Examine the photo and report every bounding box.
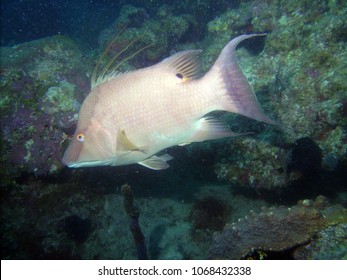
[62,34,276,170]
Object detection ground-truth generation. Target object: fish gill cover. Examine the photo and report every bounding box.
[0,0,346,260]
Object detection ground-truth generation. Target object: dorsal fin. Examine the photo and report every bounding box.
[91,41,152,89]
[91,25,152,89]
[162,50,202,81]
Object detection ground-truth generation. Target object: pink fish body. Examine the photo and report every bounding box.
[62,34,275,170]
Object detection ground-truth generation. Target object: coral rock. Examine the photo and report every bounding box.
[208,198,328,259]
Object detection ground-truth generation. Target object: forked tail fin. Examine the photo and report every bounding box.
[205,34,278,126]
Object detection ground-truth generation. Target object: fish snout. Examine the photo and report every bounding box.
[62,138,84,167]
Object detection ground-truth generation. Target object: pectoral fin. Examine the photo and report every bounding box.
[117,129,146,153]
[138,154,174,170]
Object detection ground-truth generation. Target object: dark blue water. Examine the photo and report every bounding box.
[1,0,233,46]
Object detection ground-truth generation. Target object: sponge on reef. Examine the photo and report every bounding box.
[208,196,345,259]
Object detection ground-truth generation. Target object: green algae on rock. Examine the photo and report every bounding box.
[0,36,88,177]
[205,0,347,191]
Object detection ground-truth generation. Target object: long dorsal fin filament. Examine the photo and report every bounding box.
[91,28,152,89]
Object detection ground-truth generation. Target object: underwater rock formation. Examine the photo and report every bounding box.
[214,138,292,190]
[286,137,322,176]
[293,223,347,260]
[208,196,346,259]
[210,0,347,191]
[98,4,198,67]
[1,0,345,183]
[0,35,89,178]
[0,0,346,261]
[190,196,229,232]
[61,215,93,243]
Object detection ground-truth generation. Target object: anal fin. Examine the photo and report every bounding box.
[138,154,174,170]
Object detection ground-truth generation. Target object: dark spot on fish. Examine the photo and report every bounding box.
[176,73,183,79]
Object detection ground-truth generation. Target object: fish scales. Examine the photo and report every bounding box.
[95,70,208,142]
[62,34,277,170]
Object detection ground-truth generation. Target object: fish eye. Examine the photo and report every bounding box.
[76,133,85,142]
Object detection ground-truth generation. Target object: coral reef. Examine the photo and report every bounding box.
[60,215,93,243]
[0,36,90,178]
[209,0,347,191]
[97,4,198,69]
[190,196,230,232]
[0,0,346,261]
[286,137,322,176]
[293,223,347,260]
[1,0,345,185]
[214,138,293,190]
[208,196,346,259]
